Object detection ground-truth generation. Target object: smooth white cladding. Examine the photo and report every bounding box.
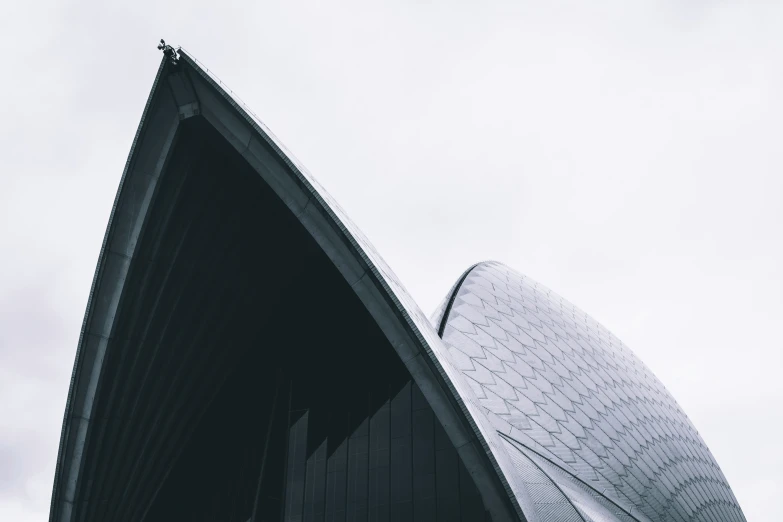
[436,261,745,522]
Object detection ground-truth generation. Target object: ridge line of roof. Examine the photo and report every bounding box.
[437,263,480,337]
[499,432,645,522]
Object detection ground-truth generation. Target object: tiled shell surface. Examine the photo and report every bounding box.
[436,261,745,522]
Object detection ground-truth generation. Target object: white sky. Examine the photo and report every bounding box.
[0,1,780,520]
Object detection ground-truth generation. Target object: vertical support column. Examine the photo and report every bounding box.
[368,400,390,522]
[325,410,349,522]
[411,383,436,522]
[346,418,369,522]
[390,383,412,522]
[251,372,283,522]
[284,409,309,521]
[245,371,294,522]
[434,420,460,522]
[303,440,328,522]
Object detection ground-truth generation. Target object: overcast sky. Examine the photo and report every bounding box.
[1,1,781,520]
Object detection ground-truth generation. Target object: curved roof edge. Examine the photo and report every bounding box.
[432,263,479,336]
[48,56,172,522]
[49,53,523,522]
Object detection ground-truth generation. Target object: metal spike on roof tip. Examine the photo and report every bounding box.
[157,38,179,65]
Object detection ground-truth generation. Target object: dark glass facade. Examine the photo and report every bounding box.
[275,381,490,522]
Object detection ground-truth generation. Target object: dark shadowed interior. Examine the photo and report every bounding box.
[74,117,490,522]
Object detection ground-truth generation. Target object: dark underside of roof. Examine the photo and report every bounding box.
[61,117,494,522]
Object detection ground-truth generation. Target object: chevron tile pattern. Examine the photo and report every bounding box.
[435,261,745,522]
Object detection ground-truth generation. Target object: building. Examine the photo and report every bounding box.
[49,48,746,522]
